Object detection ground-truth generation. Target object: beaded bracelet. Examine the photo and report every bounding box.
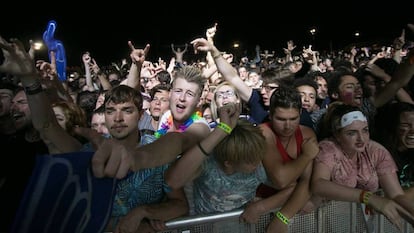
[197,142,209,157]
[24,81,43,95]
[217,122,232,134]
[275,211,289,225]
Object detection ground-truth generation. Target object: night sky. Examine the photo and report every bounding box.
[1,3,413,67]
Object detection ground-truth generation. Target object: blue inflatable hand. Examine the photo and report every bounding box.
[43,20,67,81]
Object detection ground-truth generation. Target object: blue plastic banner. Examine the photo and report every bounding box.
[11,152,116,233]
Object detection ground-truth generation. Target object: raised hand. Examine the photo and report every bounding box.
[128,41,150,65]
[283,40,296,55]
[91,138,136,179]
[0,36,36,76]
[190,38,213,54]
[206,23,218,42]
[73,126,105,151]
[217,102,241,130]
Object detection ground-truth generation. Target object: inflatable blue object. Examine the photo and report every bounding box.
[43,20,67,81]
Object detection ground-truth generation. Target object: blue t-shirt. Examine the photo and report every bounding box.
[247,89,269,124]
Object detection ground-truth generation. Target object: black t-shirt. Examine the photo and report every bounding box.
[0,131,48,232]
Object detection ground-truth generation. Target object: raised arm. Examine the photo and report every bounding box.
[191,37,253,102]
[366,63,414,104]
[123,41,150,90]
[165,103,240,189]
[89,57,112,91]
[82,52,96,92]
[0,37,82,154]
[374,49,414,108]
[36,52,73,103]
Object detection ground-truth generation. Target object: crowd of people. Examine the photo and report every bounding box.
[1,22,414,233]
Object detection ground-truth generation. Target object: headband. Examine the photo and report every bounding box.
[340,111,367,128]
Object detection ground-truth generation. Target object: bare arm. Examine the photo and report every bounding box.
[374,50,414,108]
[90,58,112,91]
[240,184,295,223]
[261,125,319,189]
[91,121,211,179]
[165,103,240,189]
[311,155,413,230]
[266,161,313,232]
[124,41,150,90]
[115,188,189,232]
[191,37,253,102]
[82,52,96,92]
[367,63,414,104]
[0,37,82,154]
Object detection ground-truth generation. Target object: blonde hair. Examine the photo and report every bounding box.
[214,120,266,165]
[172,66,206,97]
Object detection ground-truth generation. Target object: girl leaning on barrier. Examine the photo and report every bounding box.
[311,103,414,231]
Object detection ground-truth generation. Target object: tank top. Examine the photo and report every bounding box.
[256,122,303,198]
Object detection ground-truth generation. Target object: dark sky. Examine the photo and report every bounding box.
[1,3,413,67]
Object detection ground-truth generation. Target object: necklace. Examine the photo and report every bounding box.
[154,111,202,139]
[283,136,292,150]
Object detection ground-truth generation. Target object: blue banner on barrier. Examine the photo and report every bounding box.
[11,152,116,233]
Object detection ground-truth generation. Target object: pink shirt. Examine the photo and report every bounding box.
[316,139,398,192]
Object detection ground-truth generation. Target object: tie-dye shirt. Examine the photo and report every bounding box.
[193,155,267,214]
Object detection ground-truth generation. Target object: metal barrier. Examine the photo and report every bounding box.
[159,200,414,233]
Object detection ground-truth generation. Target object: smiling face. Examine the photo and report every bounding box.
[335,75,363,107]
[10,90,32,130]
[397,111,414,151]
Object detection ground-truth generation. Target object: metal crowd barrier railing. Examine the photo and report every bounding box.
[159,200,414,233]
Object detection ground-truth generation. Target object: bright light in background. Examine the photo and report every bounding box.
[310,28,317,36]
[233,42,240,48]
[33,41,43,50]
[354,31,360,37]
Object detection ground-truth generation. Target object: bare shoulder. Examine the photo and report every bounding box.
[258,123,272,136]
[300,125,317,140]
[184,122,211,141]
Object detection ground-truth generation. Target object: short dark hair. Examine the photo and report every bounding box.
[269,85,302,116]
[293,77,318,93]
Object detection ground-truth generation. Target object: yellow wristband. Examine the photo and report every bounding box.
[275,211,289,225]
[217,122,232,134]
[363,191,373,205]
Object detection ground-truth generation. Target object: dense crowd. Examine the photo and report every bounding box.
[1,23,414,233]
